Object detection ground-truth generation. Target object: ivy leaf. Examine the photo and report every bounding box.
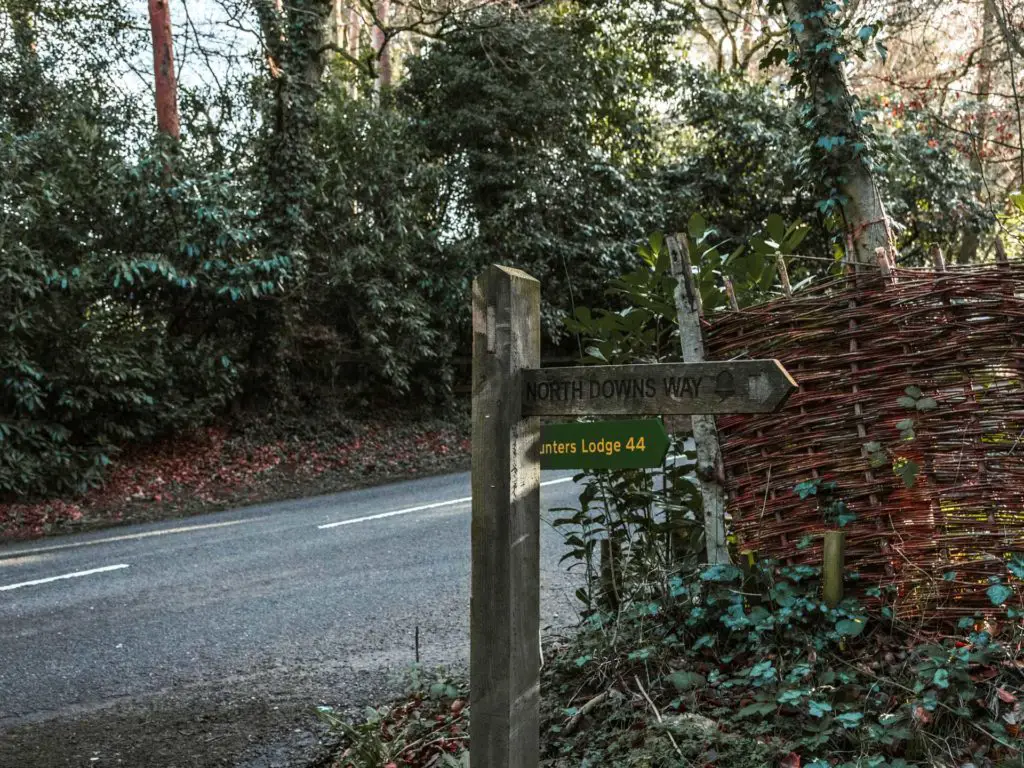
[904,386,923,399]
[916,397,937,411]
[836,618,866,637]
[932,669,950,689]
[794,480,819,499]
[1008,556,1024,580]
[701,564,742,583]
[988,583,1013,606]
[777,688,806,705]
[895,419,914,432]
[942,571,957,582]
[735,701,776,718]
[693,634,715,651]
[895,460,920,489]
[807,700,832,718]
[836,711,864,728]
[857,25,876,42]
[896,395,917,409]
[666,671,707,691]
[837,510,857,527]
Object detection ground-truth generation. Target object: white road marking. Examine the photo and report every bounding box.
[316,453,698,531]
[0,520,248,560]
[318,497,470,529]
[0,564,129,592]
[318,476,578,529]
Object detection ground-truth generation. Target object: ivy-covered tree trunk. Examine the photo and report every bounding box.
[782,0,895,266]
[147,0,180,139]
[245,0,331,403]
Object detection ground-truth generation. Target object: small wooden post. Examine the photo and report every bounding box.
[874,247,896,284]
[822,531,845,607]
[723,275,740,310]
[776,255,793,297]
[995,237,1009,265]
[598,538,621,611]
[667,235,732,566]
[471,265,541,768]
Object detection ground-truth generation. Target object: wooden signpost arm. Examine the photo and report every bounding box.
[470,266,541,768]
[667,235,733,566]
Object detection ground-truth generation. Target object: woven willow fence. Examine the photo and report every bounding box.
[704,264,1024,619]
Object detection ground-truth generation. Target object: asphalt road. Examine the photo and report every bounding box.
[0,469,586,767]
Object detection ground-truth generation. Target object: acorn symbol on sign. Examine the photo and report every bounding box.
[714,371,736,401]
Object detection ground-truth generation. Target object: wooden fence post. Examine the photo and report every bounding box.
[471,265,541,768]
[667,235,732,566]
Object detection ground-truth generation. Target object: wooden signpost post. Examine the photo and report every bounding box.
[470,265,796,768]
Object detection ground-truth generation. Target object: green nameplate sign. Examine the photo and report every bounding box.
[539,419,669,470]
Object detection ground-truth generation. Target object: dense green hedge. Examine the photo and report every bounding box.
[0,1,989,498]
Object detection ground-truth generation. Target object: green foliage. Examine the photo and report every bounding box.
[543,560,1024,767]
[0,45,266,496]
[873,114,994,265]
[793,479,857,527]
[768,0,886,228]
[862,385,942,494]
[0,0,997,503]
[400,5,683,343]
[317,665,468,767]
[554,236,705,610]
[303,89,456,401]
[660,66,827,267]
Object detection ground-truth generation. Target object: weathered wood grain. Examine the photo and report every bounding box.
[470,265,541,768]
[668,234,732,566]
[521,359,796,417]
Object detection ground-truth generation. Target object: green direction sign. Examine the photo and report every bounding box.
[539,419,669,470]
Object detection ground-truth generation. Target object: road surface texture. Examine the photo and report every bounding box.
[0,469,586,768]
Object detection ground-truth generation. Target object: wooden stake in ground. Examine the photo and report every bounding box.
[822,530,845,607]
[470,265,541,768]
[667,235,732,566]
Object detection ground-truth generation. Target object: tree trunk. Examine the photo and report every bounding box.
[10,0,41,132]
[959,0,997,264]
[782,0,895,266]
[246,0,331,403]
[372,0,392,91]
[148,0,180,139]
[348,5,362,59]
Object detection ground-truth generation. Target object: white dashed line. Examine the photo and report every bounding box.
[0,564,130,592]
[317,475,578,529]
[0,520,248,560]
